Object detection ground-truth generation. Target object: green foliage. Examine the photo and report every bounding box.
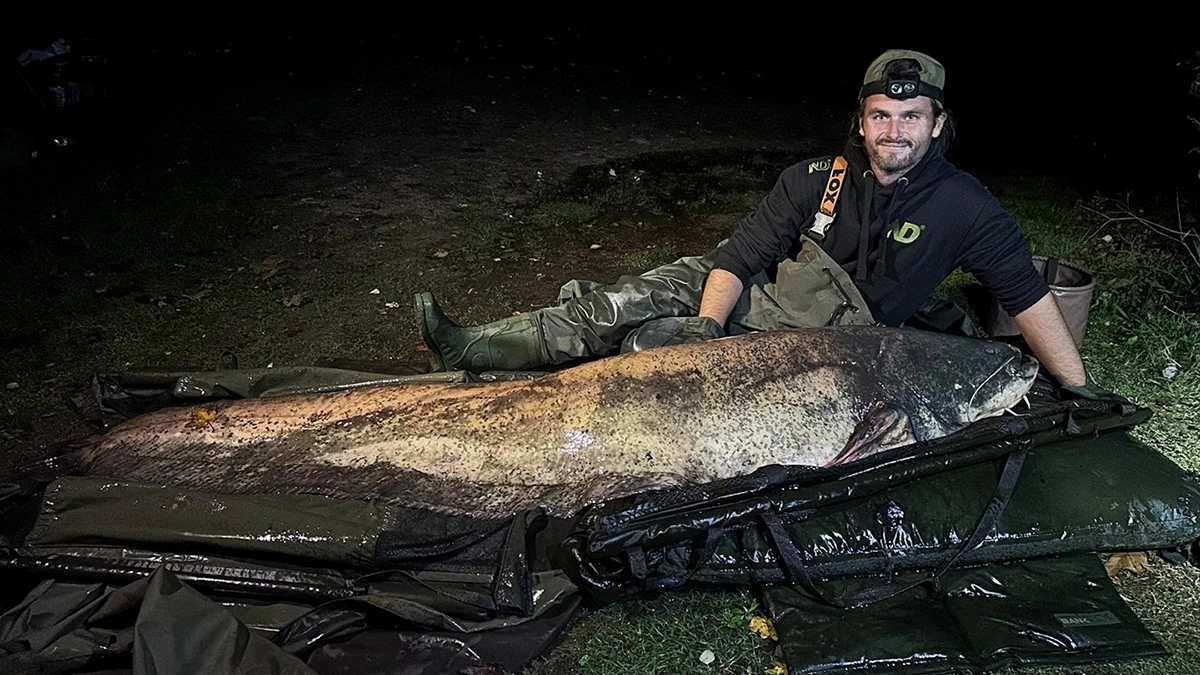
[619,245,681,274]
[527,590,771,675]
[462,218,516,253]
[530,201,603,228]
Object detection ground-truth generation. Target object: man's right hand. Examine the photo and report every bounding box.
[698,268,744,328]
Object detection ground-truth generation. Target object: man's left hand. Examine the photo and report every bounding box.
[1059,377,1130,405]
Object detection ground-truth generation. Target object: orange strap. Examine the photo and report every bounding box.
[809,156,848,239]
[820,155,848,217]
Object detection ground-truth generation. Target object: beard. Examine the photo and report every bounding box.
[865,136,922,175]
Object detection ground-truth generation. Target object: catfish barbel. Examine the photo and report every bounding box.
[79,327,1038,515]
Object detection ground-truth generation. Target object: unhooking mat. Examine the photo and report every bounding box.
[764,553,1167,674]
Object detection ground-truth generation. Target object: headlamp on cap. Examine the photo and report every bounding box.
[858,52,946,106]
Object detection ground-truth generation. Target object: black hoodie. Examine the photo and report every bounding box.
[711,141,1048,326]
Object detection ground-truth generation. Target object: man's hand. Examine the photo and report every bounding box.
[1059,377,1130,404]
[620,316,725,353]
[1012,293,1087,387]
[698,268,744,328]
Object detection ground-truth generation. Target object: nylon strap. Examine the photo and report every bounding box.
[761,511,843,607]
[628,523,728,592]
[809,156,848,239]
[848,447,1029,607]
[759,447,1029,609]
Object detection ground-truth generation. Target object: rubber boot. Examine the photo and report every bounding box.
[416,293,551,373]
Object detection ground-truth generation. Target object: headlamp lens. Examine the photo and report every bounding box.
[887,79,919,100]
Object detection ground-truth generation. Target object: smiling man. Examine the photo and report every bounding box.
[418,49,1090,390]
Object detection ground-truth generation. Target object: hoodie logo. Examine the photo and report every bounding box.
[808,160,831,174]
[888,221,924,244]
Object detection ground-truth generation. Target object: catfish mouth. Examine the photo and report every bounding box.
[966,353,1040,423]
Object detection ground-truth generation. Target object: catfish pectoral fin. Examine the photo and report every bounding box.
[826,403,915,467]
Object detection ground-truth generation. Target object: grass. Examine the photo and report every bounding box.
[530,201,604,228]
[529,590,773,675]
[618,244,682,275]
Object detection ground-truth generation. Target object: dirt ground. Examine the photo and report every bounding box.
[0,35,846,469]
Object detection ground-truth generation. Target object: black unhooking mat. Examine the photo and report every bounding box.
[764,553,1167,674]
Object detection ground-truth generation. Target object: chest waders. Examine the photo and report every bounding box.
[416,157,874,372]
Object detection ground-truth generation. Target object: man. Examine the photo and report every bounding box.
[417,49,1089,389]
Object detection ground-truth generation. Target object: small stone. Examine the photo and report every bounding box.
[5,382,18,391]
[369,288,381,295]
[1164,364,1178,379]
[699,649,715,665]
[589,243,602,250]
[1102,234,1114,243]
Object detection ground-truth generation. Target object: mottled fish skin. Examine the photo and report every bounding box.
[80,327,1037,515]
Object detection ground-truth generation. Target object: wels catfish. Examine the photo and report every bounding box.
[79,327,1038,515]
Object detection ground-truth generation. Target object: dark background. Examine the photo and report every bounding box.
[2,21,1197,189]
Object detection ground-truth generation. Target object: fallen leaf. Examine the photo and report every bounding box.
[433,250,449,258]
[187,408,222,430]
[415,343,430,352]
[282,293,306,308]
[1105,551,1150,577]
[258,257,284,281]
[749,616,778,641]
[766,660,788,675]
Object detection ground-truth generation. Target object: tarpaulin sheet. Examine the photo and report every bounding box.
[0,568,583,675]
[764,554,1166,674]
[0,567,315,675]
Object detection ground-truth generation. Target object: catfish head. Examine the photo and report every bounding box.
[872,331,1040,441]
[964,351,1040,422]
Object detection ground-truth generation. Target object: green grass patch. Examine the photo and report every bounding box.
[462,217,517,254]
[618,244,682,275]
[528,589,772,675]
[530,201,603,228]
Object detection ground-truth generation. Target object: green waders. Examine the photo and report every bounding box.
[417,237,876,373]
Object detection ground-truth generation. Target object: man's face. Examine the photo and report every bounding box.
[858,94,946,179]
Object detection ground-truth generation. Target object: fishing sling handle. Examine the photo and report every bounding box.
[808,156,849,240]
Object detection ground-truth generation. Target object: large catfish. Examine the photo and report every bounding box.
[79,327,1038,515]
